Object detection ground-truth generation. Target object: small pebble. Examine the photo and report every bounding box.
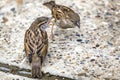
[107,41,113,46]
[47,54,51,58]
[64,36,69,38]
[96,44,100,47]
[106,12,112,15]
[85,40,89,44]
[115,57,119,60]
[2,17,8,23]
[111,7,116,10]
[92,44,99,48]
[76,33,80,37]
[80,61,84,64]
[54,33,58,36]
[109,24,113,28]
[90,59,96,62]
[95,14,101,18]
[98,64,102,67]
[11,7,15,12]
[81,34,83,36]
[76,39,82,42]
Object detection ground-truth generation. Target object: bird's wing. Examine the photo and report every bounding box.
[24,29,34,63]
[59,5,80,20]
[35,30,48,63]
[24,28,48,63]
[39,31,48,58]
[24,29,33,55]
[60,5,80,27]
[68,12,80,24]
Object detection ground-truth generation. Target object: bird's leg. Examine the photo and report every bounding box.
[49,23,54,40]
[47,18,55,40]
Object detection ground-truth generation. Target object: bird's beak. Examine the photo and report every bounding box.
[47,17,55,27]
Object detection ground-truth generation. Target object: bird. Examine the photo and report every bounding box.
[43,1,80,38]
[24,17,49,78]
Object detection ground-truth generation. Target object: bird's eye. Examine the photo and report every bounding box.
[40,23,48,30]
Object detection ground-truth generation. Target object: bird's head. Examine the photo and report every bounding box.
[43,1,56,10]
[35,17,50,30]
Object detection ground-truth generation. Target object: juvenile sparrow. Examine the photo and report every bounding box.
[43,1,80,38]
[24,17,49,78]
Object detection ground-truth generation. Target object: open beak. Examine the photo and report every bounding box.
[47,18,55,27]
[46,17,55,26]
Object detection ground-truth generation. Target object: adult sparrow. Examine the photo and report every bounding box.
[43,1,80,38]
[24,17,49,78]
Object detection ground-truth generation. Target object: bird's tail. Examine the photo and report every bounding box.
[31,53,42,78]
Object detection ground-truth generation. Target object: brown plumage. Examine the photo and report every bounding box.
[43,1,80,29]
[24,17,49,78]
[43,1,80,39]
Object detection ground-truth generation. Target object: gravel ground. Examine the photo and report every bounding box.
[0,0,120,80]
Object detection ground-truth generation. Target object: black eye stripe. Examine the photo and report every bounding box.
[36,20,48,27]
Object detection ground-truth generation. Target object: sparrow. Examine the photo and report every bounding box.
[43,1,80,38]
[24,17,49,78]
